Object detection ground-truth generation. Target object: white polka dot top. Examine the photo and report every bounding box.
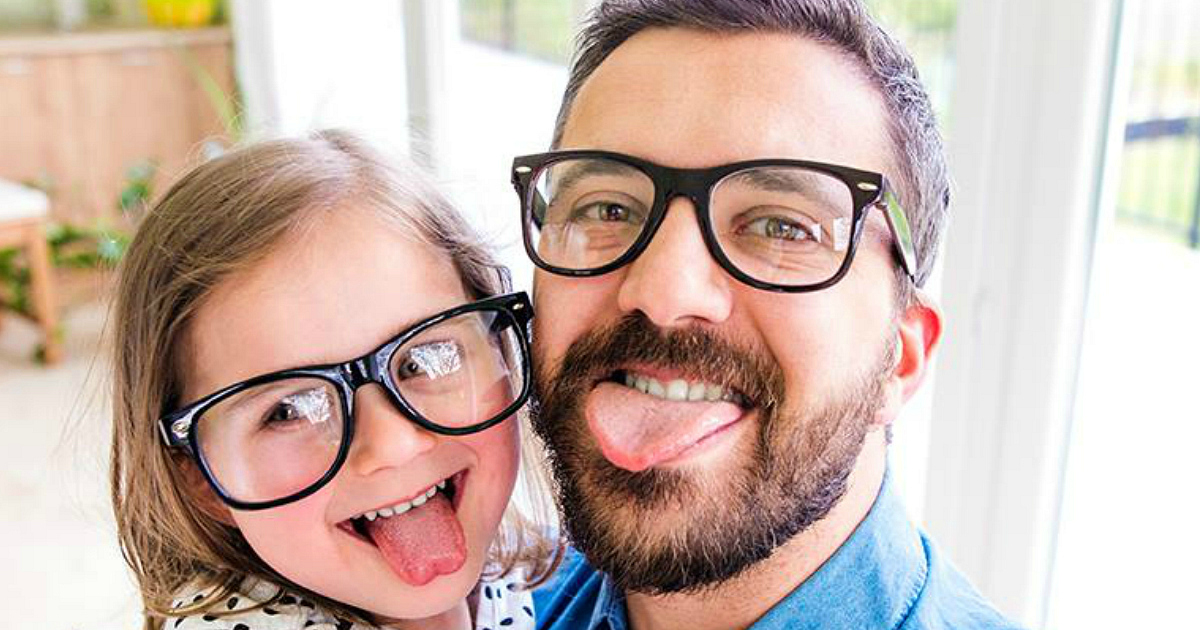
[162,574,535,630]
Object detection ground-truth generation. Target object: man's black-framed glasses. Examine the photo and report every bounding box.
[511,150,917,293]
[159,292,534,511]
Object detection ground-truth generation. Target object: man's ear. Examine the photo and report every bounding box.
[873,291,943,428]
[174,455,237,527]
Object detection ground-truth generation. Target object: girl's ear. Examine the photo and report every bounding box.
[174,455,237,527]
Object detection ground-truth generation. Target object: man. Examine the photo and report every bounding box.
[518,1,1023,629]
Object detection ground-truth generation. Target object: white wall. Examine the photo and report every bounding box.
[229,0,410,152]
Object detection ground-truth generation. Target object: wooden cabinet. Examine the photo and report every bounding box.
[0,27,234,224]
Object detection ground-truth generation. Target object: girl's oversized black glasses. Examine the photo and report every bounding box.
[158,292,533,511]
[511,150,917,293]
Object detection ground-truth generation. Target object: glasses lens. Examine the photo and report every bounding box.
[195,378,343,504]
[710,166,856,287]
[527,157,655,271]
[389,308,525,430]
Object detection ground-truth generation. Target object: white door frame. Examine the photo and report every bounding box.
[926,0,1123,625]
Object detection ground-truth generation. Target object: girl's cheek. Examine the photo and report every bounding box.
[231,492,332,553]
[467,420,521,515]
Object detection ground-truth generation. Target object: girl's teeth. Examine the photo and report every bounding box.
[356,480,450,521]
[622,373,738,405]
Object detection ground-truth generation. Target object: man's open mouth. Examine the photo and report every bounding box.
[605,369,753,408]
[585,368,757,472]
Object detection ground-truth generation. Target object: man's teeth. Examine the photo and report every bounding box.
[622,372,743,405]
[359,480,448,522]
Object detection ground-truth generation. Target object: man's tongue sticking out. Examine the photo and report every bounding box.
[365,493,466,586]
[586,381,744,471]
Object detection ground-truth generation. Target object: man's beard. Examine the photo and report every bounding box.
[530,313,893,595]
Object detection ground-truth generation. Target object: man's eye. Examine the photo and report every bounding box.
[740,216,818,242]
[577,202,637,223]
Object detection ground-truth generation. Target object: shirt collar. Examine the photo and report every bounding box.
[591,569,627,630]
[590,468,928,630]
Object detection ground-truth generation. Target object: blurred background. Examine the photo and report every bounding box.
[0,0,1195,628]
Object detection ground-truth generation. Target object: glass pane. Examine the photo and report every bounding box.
[529,157,655,270]
[866,0,959,120]
[1046,1,1200,628]
[459,0,589,63]
[711,166,855,287]
[391,310,525,429]
[197,378,344,503]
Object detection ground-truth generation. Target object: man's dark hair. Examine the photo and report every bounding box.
[553,0,950,292]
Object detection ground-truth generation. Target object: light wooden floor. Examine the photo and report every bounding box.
[0,301,141,629]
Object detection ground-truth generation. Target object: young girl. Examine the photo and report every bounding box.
[109,130,557,629]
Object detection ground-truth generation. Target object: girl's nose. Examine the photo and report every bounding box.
[345,385,437,477]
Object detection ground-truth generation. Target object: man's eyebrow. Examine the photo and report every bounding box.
[724,168,850,219]
[548,159,644,194]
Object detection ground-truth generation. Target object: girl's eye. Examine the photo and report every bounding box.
[397,357,425,379]
[263,401,301,425]
[259,387,333,427]
[396,340,465,381]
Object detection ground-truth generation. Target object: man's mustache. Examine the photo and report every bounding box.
[536,312,785,412]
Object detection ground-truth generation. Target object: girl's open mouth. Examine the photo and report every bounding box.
[336,470,469,586]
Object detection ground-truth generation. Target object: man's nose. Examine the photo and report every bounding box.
[346,385,437,477]
[617,197,734,328]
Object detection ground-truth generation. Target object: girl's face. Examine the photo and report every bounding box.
[180,207,520,620]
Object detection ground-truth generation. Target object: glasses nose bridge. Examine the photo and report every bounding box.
[652,168,713,235]
[659,168,711,213]
[341,356,415,430]
[649,168,720,256]
[341,357,377,391]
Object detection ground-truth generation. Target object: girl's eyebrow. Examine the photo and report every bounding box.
[220,380,310,415]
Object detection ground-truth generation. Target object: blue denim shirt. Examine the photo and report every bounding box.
[533,471,1025,630]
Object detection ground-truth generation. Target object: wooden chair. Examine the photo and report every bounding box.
[0,179,60,364]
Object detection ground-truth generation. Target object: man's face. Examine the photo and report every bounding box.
[531,29,904,593]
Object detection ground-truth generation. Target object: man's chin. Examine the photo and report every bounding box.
[555,445,779,594]
[578,448,753,533]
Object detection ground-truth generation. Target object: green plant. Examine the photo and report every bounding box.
[176,47,244,146]
[0,161,149,329]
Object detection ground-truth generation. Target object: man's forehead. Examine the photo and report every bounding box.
[561,28,891,174]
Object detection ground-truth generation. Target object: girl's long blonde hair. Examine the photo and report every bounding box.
[110,130,561,628]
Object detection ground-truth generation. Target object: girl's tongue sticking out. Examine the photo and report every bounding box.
[365,493,466,586]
